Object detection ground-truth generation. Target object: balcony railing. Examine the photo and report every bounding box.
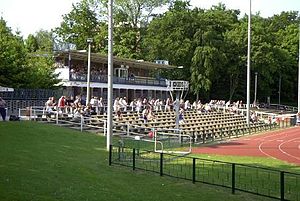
[69,73,167,87]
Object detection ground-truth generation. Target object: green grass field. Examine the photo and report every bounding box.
[0,121,297,201]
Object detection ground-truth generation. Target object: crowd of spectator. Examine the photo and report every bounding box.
[44,95,247,123]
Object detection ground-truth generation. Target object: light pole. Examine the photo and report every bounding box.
[278,75,281,105]
[86,38,93,106]
[246,0,252,125]
[298,23,300,112]
[254,72,258,105]
[107,0,113,151]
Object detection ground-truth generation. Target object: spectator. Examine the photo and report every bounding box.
[129,99,137,111]
[45,97,55,113]
[65,96,74,113]
[136,98,142,113]
[184,100,191,110]
[98,97,104,114]
[0,97,6,121]
[113,97,120,112]
[115,107,122,120]
[74,96,81,108]
[142,107,149,123]
[154,99,160,111]
[147,108,156,122]
[90,96,98,114]
[165,97,172,111]
[296,112,300,126]
[179,108,185,124]
[58,96,66,113]
[120,97,128,111]
[250,112,258,123]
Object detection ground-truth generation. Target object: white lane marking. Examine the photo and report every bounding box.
[258,131,300,160]
[278,137,300,161]
[249,127,299,141]
[258,141,277,160]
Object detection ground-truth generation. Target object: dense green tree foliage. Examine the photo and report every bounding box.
[0,18,29,88]
[0,18,59,89]
[142,1,299,103]
[55,0,172,58]
[1,0,300,104]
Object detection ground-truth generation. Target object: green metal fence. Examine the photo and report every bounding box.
[0,88,62,100]
[109,145,300,201]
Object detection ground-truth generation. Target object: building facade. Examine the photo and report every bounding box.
[54,51,176,102]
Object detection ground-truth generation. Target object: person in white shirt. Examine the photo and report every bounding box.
[113,97,120,112]
[154,99,160,111]
[136,98,142,113]
[184,100,191,110]
[98,97,103,107]
[90,96,98,114]
[130,99,137,111]
[121,97,128,111]
[165,98,172,111]
[45,97,54,113]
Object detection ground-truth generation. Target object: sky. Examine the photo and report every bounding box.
[0,0,299,38]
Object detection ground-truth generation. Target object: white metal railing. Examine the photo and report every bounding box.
[154,128,192,154]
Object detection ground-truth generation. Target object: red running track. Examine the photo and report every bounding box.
[192,127,300,165]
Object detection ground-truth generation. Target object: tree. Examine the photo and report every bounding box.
[55,0,172,58]
[191,4,239,100]
[55,0,105,52]
[25,53,59,89]
[0,17,59,89]
[143,0,196,80]
[24,30,60,89]
[25,34,39,52]
[0,17,28,88]
[25,30,54,52]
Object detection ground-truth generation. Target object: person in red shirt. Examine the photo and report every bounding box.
[58,96,66,113]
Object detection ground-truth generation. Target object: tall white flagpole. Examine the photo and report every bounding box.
[298,23,300,112]
[246,0,252,125]
[107,0,113,151]
[86,38,92,106]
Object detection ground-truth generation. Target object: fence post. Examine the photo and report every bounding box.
[56,111,59,125]
[232,163,235,194]
[280,171,285,201]
[220,128,223,140]
[133,148,136,170]
[127,124,130,136]
[118,146,121,161]
[80,115,83,132]
[29,107,32,121]
[160,152,163,176]
[33,109,36,121]
[109,145,112,166]
[104,120,107,136]
[192,158,196,183]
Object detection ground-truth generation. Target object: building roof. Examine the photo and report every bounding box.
[55,51,176,70]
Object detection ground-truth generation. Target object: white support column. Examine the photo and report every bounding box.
[298,23,300,113]
[107,0,114,151]
[86,38,92,106]
[254,72,258,105]
[246,0,252,125]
